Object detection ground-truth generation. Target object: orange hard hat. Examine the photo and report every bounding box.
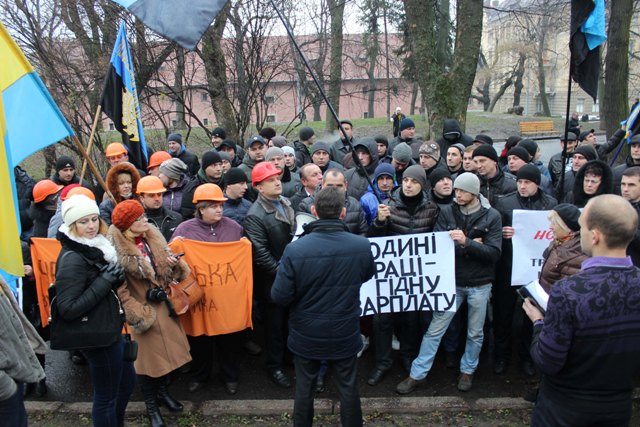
[251,161,281,186]
[106,142,128,157]
[147,151,172,170]
[192,183,227,203]
[66,186,96,201]
[33,180,63,203]
[137,175,167,194]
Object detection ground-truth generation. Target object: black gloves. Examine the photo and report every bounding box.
[100,262,125,286]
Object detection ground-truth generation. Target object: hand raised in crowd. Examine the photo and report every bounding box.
[449,229,467,245]
[502,226,515,239]
[23,264,33,277]
[377,204,391,222]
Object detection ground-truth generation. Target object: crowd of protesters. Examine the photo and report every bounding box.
[6,115,640,427]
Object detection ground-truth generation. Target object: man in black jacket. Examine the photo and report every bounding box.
[620,167,640,265]
[167,133,200,178]
[244,162,296,388]
[137,175,183,242]
[473,144,517,206]
[272,187,374,427]
[397,173,502,394]
[492,165,557,376]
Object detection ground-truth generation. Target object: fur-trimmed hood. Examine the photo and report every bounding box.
[106,162,141,204]
[108,223,189,287]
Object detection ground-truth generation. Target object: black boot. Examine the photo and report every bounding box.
[139,375,166,427]
[157,375,183,413]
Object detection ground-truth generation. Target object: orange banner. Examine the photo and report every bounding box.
[30,238,61,327]
[168,238,253,336]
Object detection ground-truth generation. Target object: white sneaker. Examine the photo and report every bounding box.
[357,334,369,358]
[392,334,400,351]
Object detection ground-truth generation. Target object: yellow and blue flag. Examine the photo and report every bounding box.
[0,22,74,276]
[111,0,228,50]
[101,21,148,171]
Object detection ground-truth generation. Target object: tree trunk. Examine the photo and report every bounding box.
[173,46,185,129]
[383,3,391,119]
[603,0,632,138]
[536,17,551,117]
[410,82,419,115]
[325,0,345,132]
[404,0,483,136]
[512,53,526,107]
[489,78,512,112]
[200,3,237,143]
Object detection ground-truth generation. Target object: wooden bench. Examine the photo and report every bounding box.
[519,120,556,136]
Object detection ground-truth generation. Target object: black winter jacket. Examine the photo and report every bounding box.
[271,219,375,359]
[174,149,200,178]
[435,119,474,159]
[566,159,614,208]
[15,166,35,233]
[628,201,640,266]
[145,206,183,242]
[244,194,295,280]
[298,194,368,235]
[54,231,123,330]
[223,196,252,227]
[494,191,558,227]
[293,140,312,167]
[180,169,224,220]
[435,203,502,286]
[369,188,439,237]
[343,138,379,200]
[479,168,517,206]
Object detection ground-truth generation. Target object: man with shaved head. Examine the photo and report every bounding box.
[523,194,640,427]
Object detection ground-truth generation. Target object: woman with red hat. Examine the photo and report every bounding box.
[108,200,191,427]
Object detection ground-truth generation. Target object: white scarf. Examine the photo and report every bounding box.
[59,224,118,264]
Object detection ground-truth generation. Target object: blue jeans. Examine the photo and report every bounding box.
[0,383,27,427]
[410,284,492,379]
[83,336,136,427]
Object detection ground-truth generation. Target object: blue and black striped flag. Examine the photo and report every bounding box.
[570,0,606,102]
[100,21,148,171]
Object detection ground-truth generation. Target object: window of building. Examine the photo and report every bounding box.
[266,115,276,123]
[592,99,599,113]
[201,92,208,102]
[264,95,275,105]
[363,111,369,119]
[108,123,115,131]
[576,98,585,113]
[171,119,177,128]
[203,118,209,126]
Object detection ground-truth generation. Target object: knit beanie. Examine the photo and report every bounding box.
[507,146,531,163]
[449,143,465,156]
[454,172,480,196]
[374,163,395,181]
[429,168,452,188]
[505,136,523,150]
[393,142,413,164]
[374,134,389,147]
[265,147,285,161]
[202,150,223,170]
[159,158,187,181]
[56,155,75,172]
[61,194,99,226]
[399,118,415,133]
[311,141,331,155]
[299,127,315,141]
[419,142,440,161]
[271,136,287,147]
[259,127,276,140]
[167,133,183,145]
[224,167,248,186]
[516,164,541,185]
[472,144,498,163]
[111,199,145,232]
[211,127,226,139]
[518,139,538,158]
[553,203,581,232]
[561,132,578,141]
[573,145,597,161]
[218,151,232,163]
[218,139,236,151]
[403,165,427,190]
[282,145,295,156]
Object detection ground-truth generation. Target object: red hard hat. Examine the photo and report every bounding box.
[33,180,63,203]
[251,162,281,186]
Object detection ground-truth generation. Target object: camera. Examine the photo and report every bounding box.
[146,287,168,303]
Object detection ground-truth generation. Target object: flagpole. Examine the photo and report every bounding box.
[80,105,102,182]
[268,0,382,203]
[556,61,574,203]
[72,135,116,205]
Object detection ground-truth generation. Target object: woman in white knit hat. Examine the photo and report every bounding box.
[53,194,134,427]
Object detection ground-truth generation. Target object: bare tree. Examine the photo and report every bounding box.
[325,0,345,132]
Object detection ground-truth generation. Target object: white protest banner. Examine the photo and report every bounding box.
[360,232,456,316]
[511,210,554,286]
